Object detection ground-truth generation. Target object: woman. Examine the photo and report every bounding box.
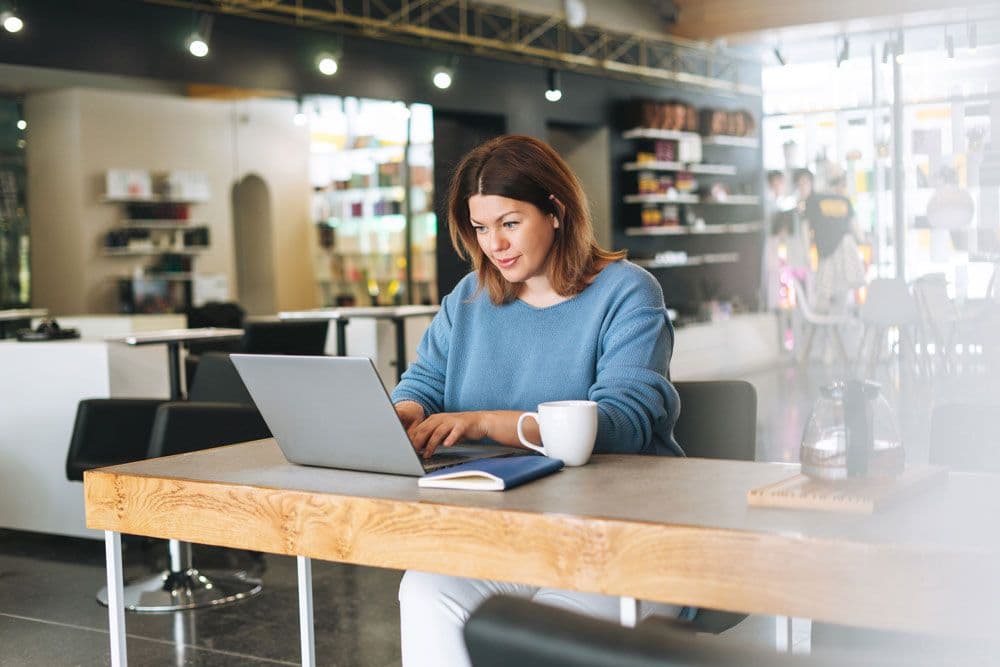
[391,135,683,667]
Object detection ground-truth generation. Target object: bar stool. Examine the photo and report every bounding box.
[66,353,269,612]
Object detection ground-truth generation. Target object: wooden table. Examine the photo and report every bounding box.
[85,440,1000,666]
[278,306,439,382]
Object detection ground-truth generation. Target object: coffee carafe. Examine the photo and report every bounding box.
[800,380,904,481]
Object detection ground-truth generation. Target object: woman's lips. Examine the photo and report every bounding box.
[495,256,518,269]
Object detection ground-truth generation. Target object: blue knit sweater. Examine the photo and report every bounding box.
[391,260,682,456]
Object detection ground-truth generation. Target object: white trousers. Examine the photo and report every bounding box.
[398,570,682,667]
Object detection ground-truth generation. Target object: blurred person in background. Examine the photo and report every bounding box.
[801,170,866,314]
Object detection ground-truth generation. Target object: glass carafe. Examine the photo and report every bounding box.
[800,380,904,481]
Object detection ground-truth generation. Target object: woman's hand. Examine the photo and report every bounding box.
[394,401,426,431]
[406,410,539,458]
[408,412,491,458]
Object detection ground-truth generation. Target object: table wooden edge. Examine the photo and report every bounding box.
[83,466,998,638]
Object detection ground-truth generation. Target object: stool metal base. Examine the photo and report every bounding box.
[97,568,262,613]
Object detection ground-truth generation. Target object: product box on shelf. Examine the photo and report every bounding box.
[106,169,152,199]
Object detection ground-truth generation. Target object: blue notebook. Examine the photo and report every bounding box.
[418,456,564,491]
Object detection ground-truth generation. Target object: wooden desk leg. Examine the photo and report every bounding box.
[297,556,316,667]
[104,531,127,667]
[619,596,638,628]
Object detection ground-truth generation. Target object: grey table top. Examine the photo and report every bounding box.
[109,327,244,345]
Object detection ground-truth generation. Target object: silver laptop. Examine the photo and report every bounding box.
[230,354,516,476]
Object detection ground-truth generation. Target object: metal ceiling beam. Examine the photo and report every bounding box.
[141,0,761,95]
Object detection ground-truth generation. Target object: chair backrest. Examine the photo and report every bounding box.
[911,273,958,332]
[860,278,919,326]
[66,398,165,480]
[187,352,256,404]
[930,403,1000,473]
[672,380,756,461]
[464,596,913,667]
[791,276,823,322]
[241,319,329,356]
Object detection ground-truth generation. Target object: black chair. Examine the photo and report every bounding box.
[929,403,1000,473]
[184,301,246,384]
[66,352,270,612]
[665,380,756,635]
[672,381,757,463]
[464,596,937,667]
[241,319,330,355]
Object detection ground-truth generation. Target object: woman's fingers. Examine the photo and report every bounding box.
[422,421,457,458]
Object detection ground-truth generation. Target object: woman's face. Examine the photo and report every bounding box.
[468,194,558,288]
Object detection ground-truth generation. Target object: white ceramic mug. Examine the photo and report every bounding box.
[516,400,598,467]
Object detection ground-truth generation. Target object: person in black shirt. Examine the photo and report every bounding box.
[800,171,866,314]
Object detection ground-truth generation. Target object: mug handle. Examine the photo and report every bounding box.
[516,412,546,455]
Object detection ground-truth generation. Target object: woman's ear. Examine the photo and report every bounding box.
[548,194,566,228]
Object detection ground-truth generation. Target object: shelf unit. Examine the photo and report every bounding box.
[101,172,213,314]
[618,117,764,313]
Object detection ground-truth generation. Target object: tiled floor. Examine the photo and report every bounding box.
[1,357,995,665]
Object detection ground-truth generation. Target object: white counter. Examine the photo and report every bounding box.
[671,312,781,381]
[0,337,170,539]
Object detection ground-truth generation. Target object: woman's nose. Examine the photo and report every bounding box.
[490,231,509,251]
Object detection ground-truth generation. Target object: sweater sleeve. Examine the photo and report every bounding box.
[389,293,454,417]
[589,278,680,455]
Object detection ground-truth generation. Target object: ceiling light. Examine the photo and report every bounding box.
[564,0,587,28]
[432,66,454,90]
[187,35,208,57]
[1,10,22,33]
[316,48,340,76]
[772,47,786,67]
[16,119,25,130]
[545,69,562,102]
[186,13,212,58]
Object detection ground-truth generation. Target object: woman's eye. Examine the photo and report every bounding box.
[472,226,487,234]
[502,221,519,229]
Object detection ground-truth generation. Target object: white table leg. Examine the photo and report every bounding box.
[104,531,127,667]
[297,556,316,667]
[619,596,638,628]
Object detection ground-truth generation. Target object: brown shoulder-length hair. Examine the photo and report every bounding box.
[447,134,626,305]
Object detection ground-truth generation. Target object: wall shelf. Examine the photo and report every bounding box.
[624,193,700,204]
[119,220,208,228]
[699,195,760,205]
[103,247,208,257]
[634,252,740,269]
[140,273,195,281]
[320,186,406,200]
[625,222,764,236]
[622,128,700,141]
[623,161,738,175]
[700,135,760,148]
[101,196,210,204]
